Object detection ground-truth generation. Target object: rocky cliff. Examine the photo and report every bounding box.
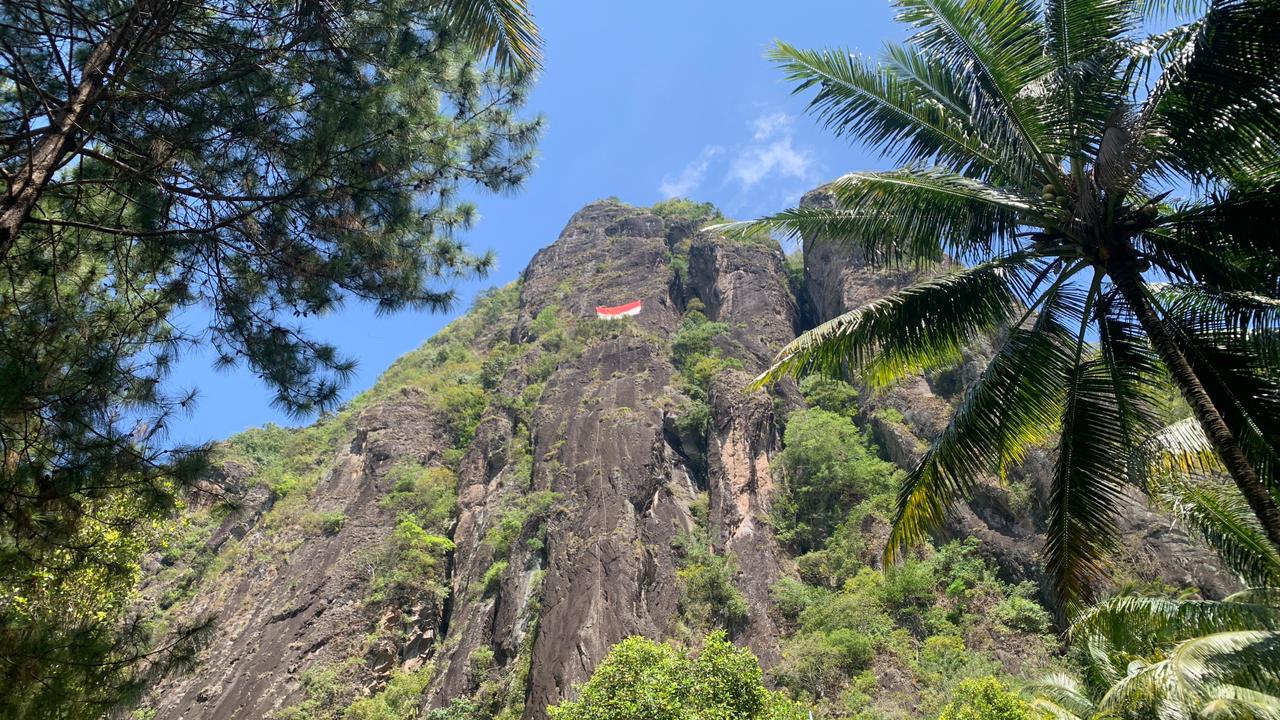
[137,197,1235,720]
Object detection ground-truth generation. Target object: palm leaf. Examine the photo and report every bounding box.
[1154,286,1280,497]
[752,252,1040,390]
[1139,0,1212,20]
[1023,672,1098,719]
[1199,684,1280,720]
[1145,180,1280,294]
[1048,354,1136,607]
[1042,0,1140,160]
[433,0,543,73]
[769,42,1020,180]
[713,168,1039,266]
[885,283,1086,564]
[894,0,1058,171]
[1146,0,1280,179]
[1133,422,1280,587]
[1099,631,1280,718]
[1073,595,1280,645]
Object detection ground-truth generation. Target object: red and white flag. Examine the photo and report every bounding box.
[595,300,642,320]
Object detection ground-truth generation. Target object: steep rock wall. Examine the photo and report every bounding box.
[141,195,1238,720]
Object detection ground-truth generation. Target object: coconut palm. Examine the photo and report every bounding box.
[727,0,1280,605]
[1025,590,1280,719]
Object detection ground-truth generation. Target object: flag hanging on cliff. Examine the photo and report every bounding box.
[596,300,642,319]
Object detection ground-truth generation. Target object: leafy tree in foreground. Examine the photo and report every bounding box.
[730,0,1280,606]
[547,632,807,720]
[0,0,541,716]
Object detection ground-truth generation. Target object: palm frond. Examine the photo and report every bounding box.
[1223,588,1280,608]
[752,252,1039,389]
[770,43,1020,180]
[1099,631,1280,718]
[434,0,542,73]
[712,169,1039,266]
[1147,458,1280,588]
[1146,0,1280,179]
[1145,180,1280,293]
[1042,0,1141,158]
[885,284,1086,564]
[1199,684,1280,720]
[894,0,1058,171]
[1023,673,1098,719]
[1073,595,1280,645]
[1139,0,1212,20]
[1131,417,1224,485]
[1154,285,1280,496]
[1048,353,1140,607]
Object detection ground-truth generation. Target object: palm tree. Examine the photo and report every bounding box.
[1025,590,1280,718]
[727,0,1280,606]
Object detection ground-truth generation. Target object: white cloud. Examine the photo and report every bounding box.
[727,113,815,190]
[750,111,793,141]
[656,111,818,203]
[658,145,723,198]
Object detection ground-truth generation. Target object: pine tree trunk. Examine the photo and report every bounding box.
[1111,262,1280,553]
[0,1,172,259]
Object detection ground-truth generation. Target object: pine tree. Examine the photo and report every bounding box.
[0,1,541,714]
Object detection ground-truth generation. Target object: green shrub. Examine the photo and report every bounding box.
[484,490,560,561]
[676,545,749,631]
[482,561,507,593]
[366,519,455,606]
[301,510,346,537]
[937,677,1031,720]
[651,198,725,225]
[774,629,874,700]
[344,666,434,720]
[994,595,1051,634]
[529,305,563,340]
[547,632,804,720]
[798,375,860,419]
[382,463,458,530]
[771,408,900,552]
[426,698,483,720]
[671,312,729,366]
[770,577,826,622]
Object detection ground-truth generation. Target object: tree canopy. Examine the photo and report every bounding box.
[0,0,541,715]
[547,632,806,720]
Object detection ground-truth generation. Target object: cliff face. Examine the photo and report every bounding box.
[140,197,1235,720]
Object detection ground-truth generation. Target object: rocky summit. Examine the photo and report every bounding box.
[138,197,1235,720]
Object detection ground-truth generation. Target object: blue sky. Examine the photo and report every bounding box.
[166,1,907,443]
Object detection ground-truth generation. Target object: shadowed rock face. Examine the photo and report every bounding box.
[143,197,1236,720]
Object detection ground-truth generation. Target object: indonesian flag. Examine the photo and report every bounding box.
[595,300,643,320]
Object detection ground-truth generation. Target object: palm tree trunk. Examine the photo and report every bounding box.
[1111,263,1280,553]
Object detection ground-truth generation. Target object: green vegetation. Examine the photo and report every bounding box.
[675,540,750,633]
[344,666,437,720]
[1,0,543,707]
[771,539,1055,718]
[481,490,560,592]
[1025,591,1280,719]
[547,632,805,720]
[938,677,1031,720]
[741,0,1280,607]
[668,303,743,466]
[651,199,726,226]
[771,404,901,552]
